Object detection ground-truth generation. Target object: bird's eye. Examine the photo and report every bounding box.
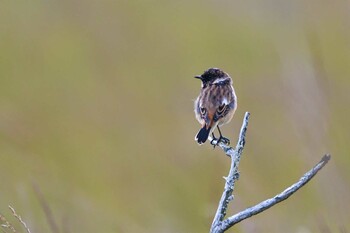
[217,104,227,114]
[200,107,206,115]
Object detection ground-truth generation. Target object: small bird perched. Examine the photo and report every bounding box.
[194,68,237,145]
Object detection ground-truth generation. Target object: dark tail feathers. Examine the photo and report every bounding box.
[195,126,211,144]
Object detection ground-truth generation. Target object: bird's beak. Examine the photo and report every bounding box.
[194,75,202,80]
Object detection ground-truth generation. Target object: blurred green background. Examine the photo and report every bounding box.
[1,0,349,232]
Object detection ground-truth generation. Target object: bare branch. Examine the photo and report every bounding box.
[221,154,331,232]
[210,112,250,233]
[209,112,331,233]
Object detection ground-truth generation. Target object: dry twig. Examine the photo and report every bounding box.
[0,213,17,233]
[209,112,331,233]
[8,206,31,233]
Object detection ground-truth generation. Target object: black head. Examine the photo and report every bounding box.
[194,68,228,85]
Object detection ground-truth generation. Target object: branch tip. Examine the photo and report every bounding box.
[321,154,331,163]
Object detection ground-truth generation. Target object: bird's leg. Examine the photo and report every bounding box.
[210,132,218,148]
[217,126,230,145]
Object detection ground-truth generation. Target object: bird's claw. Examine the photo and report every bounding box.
[210,136,230,148]
[219,136,230,145]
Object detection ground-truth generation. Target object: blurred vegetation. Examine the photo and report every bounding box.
[0,0,349,232]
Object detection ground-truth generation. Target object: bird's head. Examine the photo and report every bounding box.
[194,68,229,86]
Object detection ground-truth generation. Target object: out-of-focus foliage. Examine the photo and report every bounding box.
[0,0,349,232]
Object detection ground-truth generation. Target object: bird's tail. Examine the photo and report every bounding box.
[195,125,211,144]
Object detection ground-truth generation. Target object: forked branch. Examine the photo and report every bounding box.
[209,112,331,233]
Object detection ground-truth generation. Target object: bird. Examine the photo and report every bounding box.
[194,68,237,145]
